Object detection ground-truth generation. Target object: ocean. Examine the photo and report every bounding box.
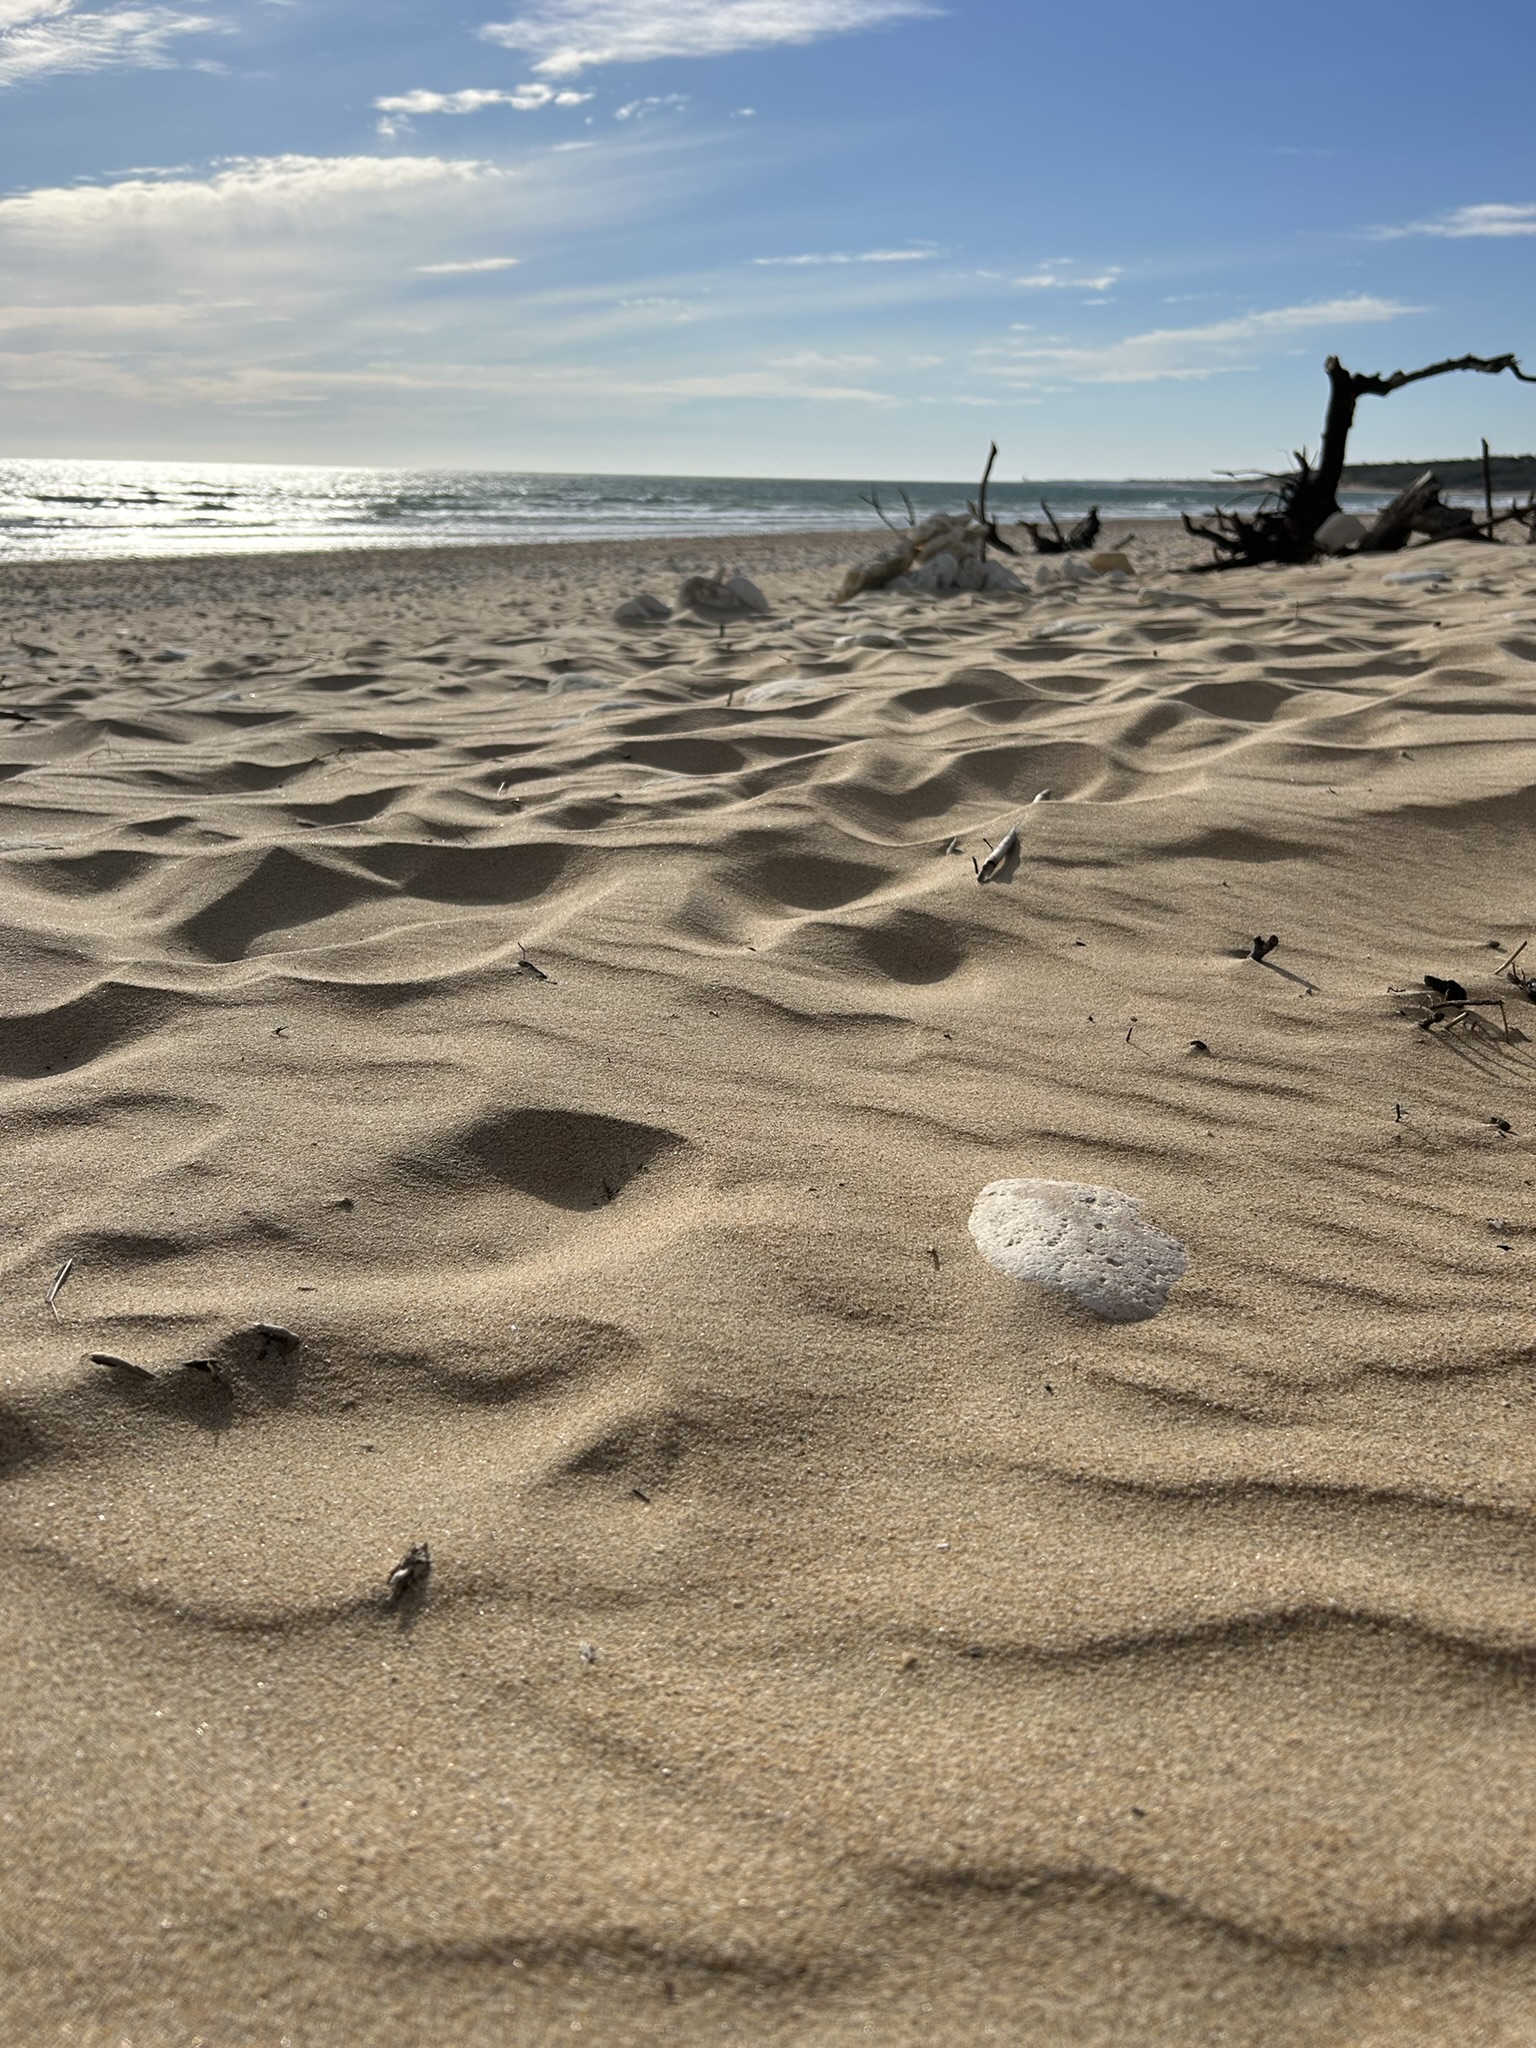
[0,457,1416,562]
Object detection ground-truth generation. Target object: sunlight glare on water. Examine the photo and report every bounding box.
[0,456,1406,562]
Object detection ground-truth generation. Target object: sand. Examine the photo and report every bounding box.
[1,521,1534,2045]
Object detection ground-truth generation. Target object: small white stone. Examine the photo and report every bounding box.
[613,593,671,625]
[725,572,771,615]
[968,1178,1188,1323]
[1315,512,1367,552]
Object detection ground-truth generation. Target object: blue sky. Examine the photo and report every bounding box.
[0,0,1532,476]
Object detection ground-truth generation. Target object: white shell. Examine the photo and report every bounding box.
[968,1177,1188,1323]
[741,677,832,705]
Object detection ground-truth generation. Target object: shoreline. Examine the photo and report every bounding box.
[0,517,1208,600]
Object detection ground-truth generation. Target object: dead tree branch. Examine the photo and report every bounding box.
[1190,351,1536,569]
[967,442,999,529]
[859,488,915,535]
[1018,501,1100,555]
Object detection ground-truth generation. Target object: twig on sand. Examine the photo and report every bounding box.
[386,1543,432,1606]
[1393,975,1513,1042]
[1250,935,1279,962]
[1495,938,1530,983]
[515,943,550,982]
[89,1351,152,1380]
[46,1259,73,1320]
[976,826,1020,884]
[975,790,1050,884]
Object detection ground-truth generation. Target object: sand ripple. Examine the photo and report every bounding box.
[3,530,1536,2043]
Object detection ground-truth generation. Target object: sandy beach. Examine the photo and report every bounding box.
[3,519,1536,2045]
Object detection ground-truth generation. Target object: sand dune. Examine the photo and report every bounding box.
[2,525,1536,2044]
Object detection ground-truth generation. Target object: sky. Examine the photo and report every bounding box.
[0,0,1533,478]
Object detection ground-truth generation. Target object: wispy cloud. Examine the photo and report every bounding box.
[375,84,591,115]
[481,0,937,77]
[0,0,217,86]
[771,347,878,369]
[1014,264,1120,292]
[0,351,900,410]
[753,243,939,266]
[987,294,1415,386]
[0,154,502,240]
[615,91,686,118]
[417,255,521,273]
[1373,201,1536,240]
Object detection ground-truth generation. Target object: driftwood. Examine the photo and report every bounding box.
[1018,501,1101,555]
[837,445,1025,600]
[1185,351,1536,569]
[1356,467,1536,551]
[1355,470,1479,552]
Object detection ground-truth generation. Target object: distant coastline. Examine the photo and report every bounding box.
[1340,454,1536,491]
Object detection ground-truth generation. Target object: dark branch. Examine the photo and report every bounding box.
[1190,349,1536,570]
[976,441,998,528]
[1340,350,1536,398]
[858,489,906,535]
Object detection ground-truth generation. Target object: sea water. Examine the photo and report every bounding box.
[0,456,1410,562]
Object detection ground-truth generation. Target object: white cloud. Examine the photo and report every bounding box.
[0,1,217,86]
[0,352,899,409]
[615,91,686,118]
[772,347,878,369]
[753,243,939,266]
[0,142,910,444]
[1014,265,1120,292]
[0,298,202,331]
[375,84,591,115]
[0,153,521,306]
[988,295,1415,386]
[1373,201,1536,240]
[481,0,936,76]
[417,255,521,273]
[0,154,502,241]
